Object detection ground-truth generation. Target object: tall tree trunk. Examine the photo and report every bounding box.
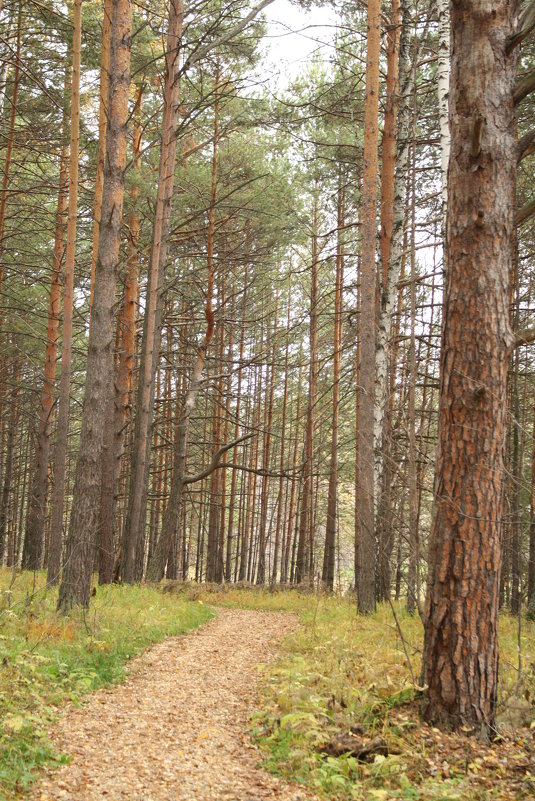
[199,72,221,584]
[272,293,290,585]
[225,266,247,580]
[58,0,133,611]
[25,60,70,579]
[374,0,410,600]
[282,367,302,584]
[295,193,319,585]
[528,392,535,612]
[0,356,20,561]
[0,0,21,299]
[322,178,344,591]
[146,267,216,582]
[98,83,143,584]
[407,113,418,614]
[40,0,82,580]
[357,0,381,612]
[121,0,184,582]
[422,0,518,733]
[437,0,450,234]
[89,0,113,316]
[147,68,221,583]
[256,305,276,584]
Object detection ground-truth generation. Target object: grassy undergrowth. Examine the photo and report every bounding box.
[0,569,213,799]
[182,584,535,801]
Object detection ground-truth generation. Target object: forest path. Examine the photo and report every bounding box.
[33,608,318,801]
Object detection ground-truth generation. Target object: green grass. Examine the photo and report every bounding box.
[183,587,535,801]
[2,577,533,801]
[260,599,535,800]
[0,569,213,799]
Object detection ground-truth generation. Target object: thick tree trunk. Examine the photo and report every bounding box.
[422,0,518,734]
[98,83,143,585]
[58,0,132,611]
[89,0,113,316]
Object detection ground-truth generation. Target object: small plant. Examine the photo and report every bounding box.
[0,569,213,799]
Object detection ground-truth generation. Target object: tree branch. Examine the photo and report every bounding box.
[513,69,535,105]
[515,326,535,348]
[507,0,535,53]
[203,463,299,479]
[183,433,254,484]
[515,197,535,227]
[517,129,535,163]
[182,0,275,72]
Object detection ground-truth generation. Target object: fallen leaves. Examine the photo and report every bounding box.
[29,610,319,801]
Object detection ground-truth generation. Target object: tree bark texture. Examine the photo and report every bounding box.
[357,0,381,613]
[121,0,184,582]
[58,0,132,611]
[422,0,518,733]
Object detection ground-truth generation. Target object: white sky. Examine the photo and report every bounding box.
[260,1,338,89]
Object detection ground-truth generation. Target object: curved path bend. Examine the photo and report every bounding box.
[33,608,318,801]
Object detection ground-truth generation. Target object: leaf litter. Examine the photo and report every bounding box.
[30,609,319,801]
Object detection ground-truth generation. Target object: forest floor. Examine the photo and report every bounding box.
[30,607,317,801]
[2,575,535,801]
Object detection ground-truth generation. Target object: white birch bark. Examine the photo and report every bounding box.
[373,0,412,502]
[437,0,450,226]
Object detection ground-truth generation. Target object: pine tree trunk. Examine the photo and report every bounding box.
[272,295,290,585]
[357,0,381,612]
[98,83,142,584]
[40,0,82,579]
[121,0,184,582]
[256,307,276,584]
[225,267,248,580]
[422,0,518,733]
[295,194,319,585]
[58,0,132,611]
[0,0,21,297]
[24,63,69,579]
[0,357,20,561]
[146,289,216,582]
[89,0,113,316]
[323,178,344,591]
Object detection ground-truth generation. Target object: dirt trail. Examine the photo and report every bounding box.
[33,608,318,801]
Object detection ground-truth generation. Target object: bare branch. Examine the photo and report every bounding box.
[515,326,535,348]
[515,197,535,227]
[183,0,275,71]
[183,433,254,484]
[517,129,535,163]
[506,0,535,53]
[513,69,535,105]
